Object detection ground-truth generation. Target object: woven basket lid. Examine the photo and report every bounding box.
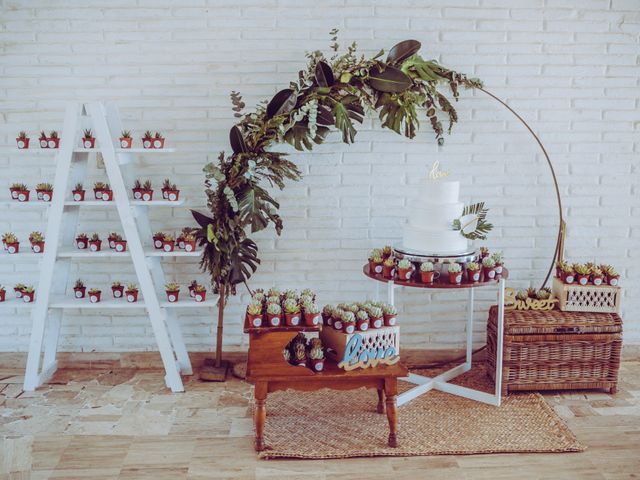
[488,305,622,335]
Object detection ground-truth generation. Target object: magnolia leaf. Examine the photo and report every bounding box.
[387,39,421,65]
[229,126,248,154]
[316,104,335,125]
[315,60,334,87]
[266,88,297,118]
[368,65,412,93]
[191,209,214,228]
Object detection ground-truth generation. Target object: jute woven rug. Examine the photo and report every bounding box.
[257,363,584,459]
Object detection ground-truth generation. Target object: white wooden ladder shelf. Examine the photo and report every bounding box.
[15,102,218,393]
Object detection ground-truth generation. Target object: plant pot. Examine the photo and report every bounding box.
[82,137,95,149]
[194,290,206,302]
[112,285,124,298]
[495,264,503,275]
[284,312,301,326]
[6,242,19,254]
[153,235,164,249]
[166,290,180,303]
[165,189,180,201]
[356,319,369,331]
[608,275,619,286]
[342,322,355,334]
[114,240,127,252]
[119,137,133,149]
[370,316,383,329]
[420,271,435,284]
[93,188,103,200]
[101,190,113,201]
[0,290,5,302]
[132,188,142,200]
[397,267,412,281]
[382,265,394,279]
[40,190,52,202]
[592,275,604,286]
[333,319,343,331]
[142,138,153,149]
[482,267,496,281]
[88,291,101,303]
[183,240,196,253]
[31,241,45,253]
[141,189,153,201]
[73,287,86,299]
[48,138,60,149]
[17,190,30,202]
[247,312,263,328]
[309,358,324,372]
[36,189,44,200]
[304,312,320,326]
[449,271,462,285]
[326,316,333,327]
[23,291,35,303]
[72,189,85,201]
[162,240,174,252]
[468,270,481,283]
[10,187,19,199]
[188,286,195,297]
[126,290,139,303]
[562,271,575,284]
[577,274,590,286]
[371,262,383,275]
[267,314,281,327]
[88,240,102,252]
[75,238,88,249]
[14,287,23,298]
[40,138,49,148]
[108,237,116,249]
[16,137,30,149]
[153,138,165,149]
[383,313,397,326]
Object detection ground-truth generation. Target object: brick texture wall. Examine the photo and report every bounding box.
[1,0,638,352]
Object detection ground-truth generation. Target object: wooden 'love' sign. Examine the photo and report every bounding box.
[338,333,400,371]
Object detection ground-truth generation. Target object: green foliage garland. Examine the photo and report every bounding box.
[192,31,482,293]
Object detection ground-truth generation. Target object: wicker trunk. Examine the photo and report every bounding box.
[487,306,622,394]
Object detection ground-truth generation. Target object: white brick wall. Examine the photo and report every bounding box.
[1,0,638,353]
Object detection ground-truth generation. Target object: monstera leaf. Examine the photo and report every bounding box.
[266,88,297,118]
[368,65,412,93]
[229,126,248,154]
[387,39,421,65]
[315,61,334,87]
[284,122,329,151]
[229,237,260,285]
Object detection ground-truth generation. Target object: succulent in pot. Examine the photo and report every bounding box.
[341,311,356,334]
[267,287,281,297]
[82,128,95,149]
[9,182,28,201]
[73,279,86,298]
[591,266,604,286]
[536,287,552,300]
[479,246,489,259]
[93,181,107,200]
[193,284,207,302]
[247,300,264,327]
[75,233,88,249]
[100,183,113,201]
[111,281,124,298]
[559,261,575,284]
[382,245,393,259]
[368,305,384,329]
[266,302,282,327]
[142,130,154,149]
[491,252,504,275]
[165,282,180,303]
[527,287,538,299]
[574,263,591,285]
[39,130,48,148]
[382,304,397,326]
[368,248,382,272]
[466,261,481,282]
[107,232,119,249]
[283,298,301,326]
[72,182,85,201]
[87,287,101,303]
[16,131,30,149]
[369,253,384,275]
[602,265,619,286]
[35,183,54,202]
[22,285,35,303]
[162,178,180,201]
[267,295,280,305]
[188,279,199,297]
[29,231,45,253]
[152,231,165,249]
[397,258,413,281]
[132,179,143,199]
[161,233,175,252]
[303,301,321,326]
[293,343,307,366]
[88,233,102,252]
[481,257,496,281]
[141,180,153,201]
[125,283,139,303]
[419,261,436,283]
[448,263,463,284]
[153,131,165,149]
[14,283,26,298]
[382,257,395,279]
[47,130,60,149]
[112,233,127,252]
[182,233,197,252]
[3,233,19,254]
[355,310,369,331]
[322,304,334,326]
[0,285,6,302]
[515,289,528,302]
[308,342,325,372]
[119,130,133,149]
[252,290,265,303]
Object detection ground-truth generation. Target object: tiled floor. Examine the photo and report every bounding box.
[1,360,639,479]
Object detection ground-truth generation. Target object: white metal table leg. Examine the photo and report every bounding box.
[387,280,395,306]
[374,281,380,302]
[466,287,474,368]
[494,278,506,405]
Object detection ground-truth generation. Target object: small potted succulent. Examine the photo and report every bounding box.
[341,311,356,334]
[266,302,282,327]
[267,286,281,297]
[368,248,382,272]
[527,287,538,299]
[591,266,604,286]
[382,257,394,279]
[267,295,280,305]
[141,180,153,201]
[14,283,26,298]
[112,234,127,252]
[466,262,481,283]
[39,131,48,148]
[247,301,263,327]
[165,282,180,303]
[419,261,435,283]
[75,233,88,249]
[371,254,383,275]
[193,284,206,302]
[397,258,413,281]
[73,279,86,298]
[574,263,591,285]
[16,131,30,149]
[491,252,504,275]
[22,285,35,303]
[125,283,139,303]
[322,304,334,326]
[88,288,101,303]
[602,265,619,286]
[382,245,393,259]
[308,340,325,372]
[368,305,384,329]
[383,304,397,326]
[303,302,321,325]
[161,233,175,252]
[188,279,198,298]
[88,233,102,252]
[0,285,5,302]
[107,232,119,249]
[448,263,463,285]
[11,183,30,202]
[536,288,552,300]
[82,129,95,149]
[119,130,133,149]
[559,261,575,284]
[47,131,60,149]
[516,289,528,302]
[100,183,113,201]
[3,233,19,254]
[479,246,489,259]
[481,257,496,281]
[142,130,154,149]
[161,179,180,201]
[72,182,85,201]
[111,281,124,298]
[153,231,165,249]
[93,181,107,200]
[35,183,53,202]
[132,179,143,199]
[293,343,307,366]
[29,231,45,253]
[332,309,343,331]
[153,131,165,149]
[283,298,301,326]
[355,310,369,331]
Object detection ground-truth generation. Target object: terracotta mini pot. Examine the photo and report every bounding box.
[356,318,369,331]
[82,137,95,149]
[88,240,102,252]
[76,238,88,249]
[267,314,281,327]
[142,138,154,149]
[592,275,604,286]
[88,291,101,303]
[176,237,185,249]
[495,264,503,275]
[468,270,481,283]
[449,271,462,285]
[48,138,60,149]
[309,358,324,372]
[153,235,164,249]
[119,137,133,149]
[112,285,124,298]
[114,240,127,252]
[31,241,44,253]
[332,319,343,331]
[101,190,113,201]
[247,312,263,327]
[562,271,575,284]
[420,271,435,284]
[165,189,180,201]
[153,138,165,149]
[482,267,496,281]
[22,291,35,303]
[577,274,590,286]
[304,312,320,326]
[342,322,355,334]
[608,275,619,286]
[126,290,139,303]
[39,137,49,148]
[285,312,301,326]
[162,240,174,252]
[132,188,142,200]
[370,316,383,329]
[382,265,394,279]
[16,137,30,149]
[73,287,86,299]
[9,187,19,199]
[14,287,23,298]
[93,188,103,200]
[166,290,179,303]
[383,314,397,326]
[183,240,196,253]
[397,267,412,281]
[6,242,19,254]
[194,290,206,302]
[141,189,153,201]
[0,290,5,302]
[72,189,85,201]
[17,190,30,202]
[39,190,53,202]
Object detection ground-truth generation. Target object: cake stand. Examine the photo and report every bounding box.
[363,262,506,407]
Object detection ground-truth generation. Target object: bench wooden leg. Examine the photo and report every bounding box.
[377,388,385,414]
[254,381,267,452]
[385,379,398,447]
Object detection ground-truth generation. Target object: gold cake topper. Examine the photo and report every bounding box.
[428,160,449,180]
